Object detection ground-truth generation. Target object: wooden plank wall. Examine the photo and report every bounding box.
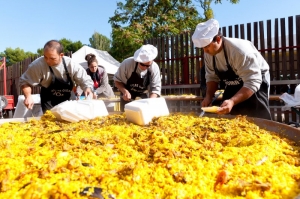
[145,15,300,92]
[144,15,300,123]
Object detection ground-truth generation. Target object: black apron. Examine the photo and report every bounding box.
[213,41,272,120]
[120,62,150,111]
[40,58,73,113]
[86,67,103,90]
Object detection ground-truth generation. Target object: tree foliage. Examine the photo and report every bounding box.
[0,38,84,66]
[0,48,36,66]
[59,38,83,54]
[37,48,43,56]
[35,39,83,56]
[108,0,203,61]
[89,32,111,51]
[195,0,240,20]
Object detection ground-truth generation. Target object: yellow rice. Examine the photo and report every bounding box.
[0,111,299,199]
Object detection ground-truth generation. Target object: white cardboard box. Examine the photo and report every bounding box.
[13,94,43,118]
[51,100,108,122]
[124,98,169,125]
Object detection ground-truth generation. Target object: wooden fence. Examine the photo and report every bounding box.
[144,15,300,124]
[145,15,300,91]
[0,56,38,108]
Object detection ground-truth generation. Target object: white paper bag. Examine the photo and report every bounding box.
[279,84,300,111]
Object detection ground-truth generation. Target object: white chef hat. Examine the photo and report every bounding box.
[134,44,158,63]
[192,19,220,48]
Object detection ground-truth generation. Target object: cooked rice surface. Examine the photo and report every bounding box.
[0,112,300,199]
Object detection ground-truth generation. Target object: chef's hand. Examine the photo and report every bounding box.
[218,99,234,114]
[24,95,34,110]
[92,92,98,99]
[74,92,80,100]
[201,97,213,107]
[122,90,132,101]
[84,87,93,98]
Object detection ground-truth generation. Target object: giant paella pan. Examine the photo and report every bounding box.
[0,111,300,199]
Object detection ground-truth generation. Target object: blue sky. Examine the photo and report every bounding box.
[209,0,299,31]
[0,0,299,53]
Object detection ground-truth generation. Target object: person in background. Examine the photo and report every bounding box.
[192,19,272,120]
[20,40,94,113]
[114,44,161,112]
[76,53,115,99]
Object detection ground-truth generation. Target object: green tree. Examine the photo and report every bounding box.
[89,32,111,51]
[195,0,240,20]
[59,38,83,54]
[35,39,83,56]
[0,48,36,66]
[37,48,43,56]
[108,0,203,61]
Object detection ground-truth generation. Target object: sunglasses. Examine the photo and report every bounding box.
[139,62,151,67]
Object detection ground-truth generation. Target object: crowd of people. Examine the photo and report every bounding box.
[20,18,272,120]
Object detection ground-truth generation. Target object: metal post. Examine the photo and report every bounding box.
[0,57,7,95]
[0,58,7,119]
[0,96,3,119]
